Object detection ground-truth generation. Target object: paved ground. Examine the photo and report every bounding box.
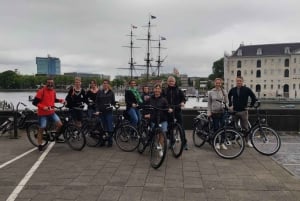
[0,130,300,201]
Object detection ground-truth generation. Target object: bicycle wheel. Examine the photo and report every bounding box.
[213,129,245,159]
[251,126,281,156]
[150,130,167,169]
[169,124,184,158]
[82,122,102,147]
[137,127,149,154]
[26,123,49,147]
[115,124,139,152]
[192,122,206,147]
[64,125,86,151]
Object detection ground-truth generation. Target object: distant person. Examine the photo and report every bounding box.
[228,76,257,147]
[162,76,188,150]
[32,77,65,152]
[125,80,143,127]
[95,80,116,147]
[86,79,99,118]
[207,78,229,150]
[141,85,152,106]
[65,77,86,127]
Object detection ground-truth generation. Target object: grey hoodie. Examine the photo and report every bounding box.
[207,88,228,116]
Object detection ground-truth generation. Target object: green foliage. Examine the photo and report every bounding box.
[208,57,224,81]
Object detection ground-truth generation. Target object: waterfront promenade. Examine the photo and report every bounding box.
[0,130,300,201]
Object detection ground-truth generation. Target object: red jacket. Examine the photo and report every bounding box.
[35,87,63,116]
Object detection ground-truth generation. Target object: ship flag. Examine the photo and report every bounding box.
[131,24,138,29]
[161,36,166,40]
[151,15,157,19]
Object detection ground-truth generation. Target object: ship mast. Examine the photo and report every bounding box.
[154,36,167,77]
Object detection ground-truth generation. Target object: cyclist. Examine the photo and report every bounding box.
[207,78,229,150]
[65,77,86,127]
[125,79,143,127]
[32,77,65,152]
[162,76,188,150]
[228,76,257,147]
[94,80,116,147]
[86,79,99,118]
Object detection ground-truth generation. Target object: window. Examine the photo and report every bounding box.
[237,70,241,76]
[256,85,261,92]
[250,84,253,89]
[231,70,234,75]
[293,84,296,89]
[294,58,297,63]
[278,84,280,89]
[251,70,253,75]
[237,60,242,68]
[293,68,296,74]
[284,59,289,67]
[257,60,261,67]
[264,84,266,89]
[237,49,242,56]
[256,70,261,78]
[257,48,262,55]
[284,69,289,77]
[271,84,273,89]
[284,47,290,54]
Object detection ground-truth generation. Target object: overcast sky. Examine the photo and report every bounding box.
[0,0,299,79]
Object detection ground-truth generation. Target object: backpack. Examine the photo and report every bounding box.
[32,88,44,106]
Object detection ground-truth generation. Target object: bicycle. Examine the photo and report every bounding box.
[235,101,281,156]
[166,104,184,158]
[192,101,245,159]
[136,105,168,169]
[0,102,36,136]
[26,104,86,151]
[82,102,139,151]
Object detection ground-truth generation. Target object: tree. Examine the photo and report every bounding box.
[208,57,224,81]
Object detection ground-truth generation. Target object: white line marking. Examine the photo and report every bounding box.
[0,148,36,169]
[6,142,55,201]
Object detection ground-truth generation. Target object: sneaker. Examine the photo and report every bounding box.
[247,141,253,148]
[157,144,164,157]
[55,137,65,143]
[215,143,220,150]
[184,143,189,150]
[220,144,228,150]
[38,145,43,152]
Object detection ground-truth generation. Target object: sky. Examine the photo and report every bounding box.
[0,0,300,79]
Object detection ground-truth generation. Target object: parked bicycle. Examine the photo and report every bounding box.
[0,102,36,136]
[26,104,86,151]
[137,105,168,169]
[192,101,245,159]
[234,101,281,156]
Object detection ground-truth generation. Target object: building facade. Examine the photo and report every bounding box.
[36,56,61,75]
[224,43,300,99]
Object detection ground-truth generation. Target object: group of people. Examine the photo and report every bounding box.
[207,76,257,150]
[33,77,115,151]
[32,75,189,152]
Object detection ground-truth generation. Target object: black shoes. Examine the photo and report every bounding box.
[38,145,43,152]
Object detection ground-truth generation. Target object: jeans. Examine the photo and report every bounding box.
[127,107,141,127]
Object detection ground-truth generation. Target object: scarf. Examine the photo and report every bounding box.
[129,88,143,104]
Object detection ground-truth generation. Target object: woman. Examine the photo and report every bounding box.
[207,78,228,150]
[125,80,143,127]
[86,79,99,118]
[65,77,86,127]
[95,80,115,147]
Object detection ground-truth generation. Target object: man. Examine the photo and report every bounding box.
[32,77,65,152]
[162,76,188,150]
[228,76,257,147]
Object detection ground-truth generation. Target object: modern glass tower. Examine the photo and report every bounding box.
[36,56,61,75]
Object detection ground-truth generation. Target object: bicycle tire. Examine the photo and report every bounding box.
[150,130,167,169]
[192,122,206,147]
[64,125,86,151]
[137,127,149,154]
[251,126,281,156]
[82,122,102,147]
[213,129,245,159]
[170,123,184,158]
[115,124,139,152]
[26,123,49,147]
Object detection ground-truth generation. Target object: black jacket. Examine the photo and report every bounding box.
[125,89,139,109]
[162,86,186,111]
[95,89,115,113]
[228,86,257,112]
[148,95,169,123]
[65,87,86,109]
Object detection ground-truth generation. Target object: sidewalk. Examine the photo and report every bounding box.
[0,130,300,201]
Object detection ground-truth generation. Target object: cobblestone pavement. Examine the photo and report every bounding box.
[0,130,300,201]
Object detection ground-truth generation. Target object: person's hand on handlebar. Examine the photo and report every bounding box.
[180,102,185,108]
[168,108,173,113]
[132,103,138,108]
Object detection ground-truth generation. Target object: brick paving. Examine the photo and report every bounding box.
[0,130,300,201]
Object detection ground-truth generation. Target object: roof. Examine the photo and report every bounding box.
[231,42,300,57]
